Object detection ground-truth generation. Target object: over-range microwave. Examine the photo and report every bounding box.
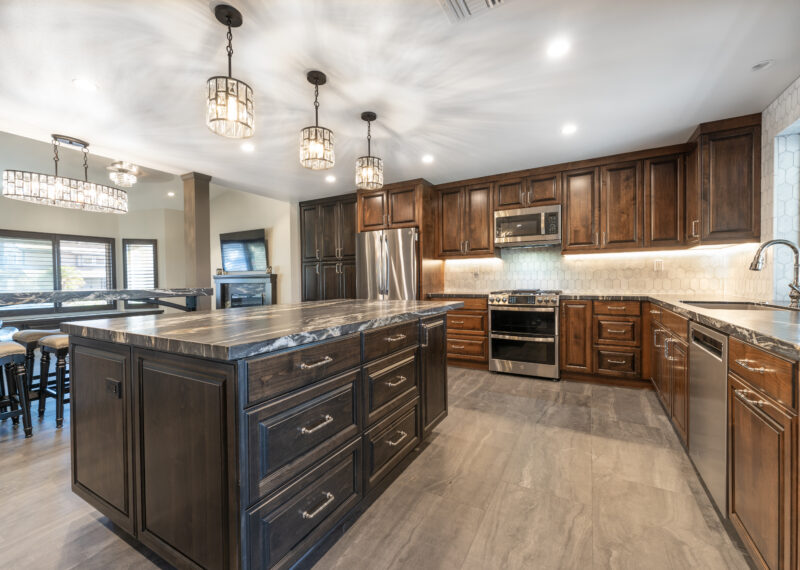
[494,204,561,247]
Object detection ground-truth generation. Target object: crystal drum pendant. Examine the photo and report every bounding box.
[206,5,254,139]
[107,161,139,187]
[355,112,383,190]
[2,135,128,214]
[299,70,335,170]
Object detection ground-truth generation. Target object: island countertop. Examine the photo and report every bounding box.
[61,299,463,361]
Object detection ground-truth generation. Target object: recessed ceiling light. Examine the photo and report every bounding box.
[546,37,571,59]
[561,123,578,135]
[241,142,255,153]
[72,77,99,92]
[751,59,774,72]
[325,175,336,183]
[167,191,175,197]
[422,154,434,164]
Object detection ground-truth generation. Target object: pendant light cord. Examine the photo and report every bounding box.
[82,147,89,182]
[226,17,233,78]
[367,120,372,156]
[314,84,320,127]
[52,139,60,177]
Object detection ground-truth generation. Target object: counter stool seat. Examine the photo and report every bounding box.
[0,341,32,437]
[11,329,60,410]
[12,329,60,344]
[39,334,70,428]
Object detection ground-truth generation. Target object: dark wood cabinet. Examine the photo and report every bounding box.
[668,336,688,444]
[644,154,684,247]
[437,184,493,258]
[388,185,418,227]
[650,307,689,446]
[494,178,526,210]
[301,205,321,262]
[685,143,701,245]
[420,316,447,436]
[437,187,464,256]
[559,300,592,373]
[445,297,489,368]
[562,168,599,251]
[358,189,387,231]
[651,326,670,409]
[302,263,320,302]
[494,174,560,211]
[357,184,421,232]
[599,160,643,249]
[339,198,357,257]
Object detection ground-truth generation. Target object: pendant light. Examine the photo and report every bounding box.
[2,134,128,214]
[355,112,383,190]
[206,4,254,139]
[299,70,335,170]
[107,161,139,187]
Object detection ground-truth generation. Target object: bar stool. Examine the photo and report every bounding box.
[11,329,59,414]
[0,341,33,437]
[39,334,69,428]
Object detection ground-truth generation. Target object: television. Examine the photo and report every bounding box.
[220,229,269,273]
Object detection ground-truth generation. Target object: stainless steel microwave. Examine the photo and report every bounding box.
[494,205,562,247]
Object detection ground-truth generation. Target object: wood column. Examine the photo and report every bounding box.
[182,172,212,311]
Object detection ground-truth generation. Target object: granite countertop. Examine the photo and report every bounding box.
[0,288,213,307]
[61,299,463,361]
[428,292,489,299]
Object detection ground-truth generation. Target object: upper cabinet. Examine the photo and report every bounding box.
[436,184,494,258]
[562,168,599,251]
[644,154,684,247]
[357,183,420,232]
[494,173,560,211]
[599,160,643,249]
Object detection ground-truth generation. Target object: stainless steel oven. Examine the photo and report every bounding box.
[488,290,560,380]
[494,205,561,248]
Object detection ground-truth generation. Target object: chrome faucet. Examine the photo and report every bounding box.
[749,239,800,307]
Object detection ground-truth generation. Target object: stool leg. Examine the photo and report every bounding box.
[39,351,50,417]
[25,345,35,396]
[13,361,32,438]
[5,363,19,425]
[55,352,66,428]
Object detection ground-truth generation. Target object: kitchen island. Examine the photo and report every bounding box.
[61,299,461,570]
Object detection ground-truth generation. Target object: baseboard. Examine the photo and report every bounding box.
[560,371,654,390]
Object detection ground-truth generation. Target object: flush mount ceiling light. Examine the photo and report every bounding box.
[547,37,571,59]
[325,175,336,183]
[355,112,384,190]
[2,134,127,214]
[167,191,176,197]
[422,154,434,164]
[751,59,774,72]
[106,161,139,187]
[72,77,99,92]
[206,4,254,139]
[561,122,578,135]
[299,70,335,170]
[241,141,255,153]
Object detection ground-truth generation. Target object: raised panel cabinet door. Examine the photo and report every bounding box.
[559,300,592,373]
[600,160,643,249]
[651,328,667,404]
[388,186,418,227]
[301,204,320,261]
[644,154,684,247]
[728,373,794,570]
[562,168,599,251]
[527,172,561,204]
[421,316,447,436]
[701,126,760,242]
[668,337,688,445]
[359,190,387,231]
[339,198,357,258]
[494,179,526,210]
[464,183,493,254]
[302,263,320,301]
[437,187,464,257]
[657,330,673,414]
[685,143,701,244]
[320,262,341,300]
[319,202,339,260]
[340,261,357,299]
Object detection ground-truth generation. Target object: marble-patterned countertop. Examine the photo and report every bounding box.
[428,292,489,298]
[0,288,213,307]
[61,299,463,361]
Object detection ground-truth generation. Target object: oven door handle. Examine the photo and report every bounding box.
[490,333,556,343]
[489,306,556,313]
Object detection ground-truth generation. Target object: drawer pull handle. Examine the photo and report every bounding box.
[735,388,768,409]
[607,359,627,365]
[734,359,767,374]
[299,355,333,370]
[386,430,408,447]
[649,309,660,315]
[451,320,465,325]
[450,344,466,350]
[606,306,627,311]
[385,333,407,343]
[301,492,335,520]
[386,375,407,388]
[300,414,334,435]
[607,328,627,334]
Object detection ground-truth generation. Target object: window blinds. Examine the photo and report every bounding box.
[124,240,157,289]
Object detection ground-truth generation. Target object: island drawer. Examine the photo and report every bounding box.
[594,347,641,378]
[594,316,641,347]
[363,398,421,491]
[246,334,361,406]
[363,321,419,362]
[245,370,361,505]
[363,346,419,426]
[247,439,362,570]
[729,337,795,409]
[593,301,640,316]
[447,311,487,335]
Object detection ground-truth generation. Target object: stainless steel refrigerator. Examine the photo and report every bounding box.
[356,228,418,300]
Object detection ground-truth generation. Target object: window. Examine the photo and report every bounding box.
[123,239,158,289]
[0,230,115,314]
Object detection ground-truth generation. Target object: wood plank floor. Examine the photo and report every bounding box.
[0,368,751,569]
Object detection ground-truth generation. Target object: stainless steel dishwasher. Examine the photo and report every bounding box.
[688,322,728,514]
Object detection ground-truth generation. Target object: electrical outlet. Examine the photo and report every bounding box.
[472,271,480,279]
[654,259,664,272]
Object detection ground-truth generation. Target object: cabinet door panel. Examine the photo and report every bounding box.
[494,179,526,210]
[301,205,319,261]
[319,202,339,260]
[359,190,387,231]
[340,261,356,299]
[339,199,357,258]
[669,338,688,445]
[563,168,598,250]
[302,263,320,301]
[388,186,417,227]
[560,300,592,373]
[437,188,464,256]
[421,317,447,435]
[685,143,701,245]
[644,155,684,247]
[527,173,561,204]
[321,262,340,300]
[600,160,642,248]
[464,184,493,254]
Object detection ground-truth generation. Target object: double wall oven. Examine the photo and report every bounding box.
[488,290,560,380]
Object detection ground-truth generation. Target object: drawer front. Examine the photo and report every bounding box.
[363,346,419,426]
[595,347,641,377]
[660,308,688,341]
[363,398,421,491]
[593,300,641,316]
[729,337,795,408]
[433,296,487,311]
[447,311,487,335]
[363,321,419,362]
[447,335,488,362]
[648,304,663,322]
[245,370,360,505]
[594,316,641,347]
[247,439,361,570]
[246,335,361,406]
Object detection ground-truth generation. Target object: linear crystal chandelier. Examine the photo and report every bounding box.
[355,112,384,190]
[206,4,254,139]
[2,134,128,214]
[299,70,335,170]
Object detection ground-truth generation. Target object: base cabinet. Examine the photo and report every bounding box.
[421,316,447,435]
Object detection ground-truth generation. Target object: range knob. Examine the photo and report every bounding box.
[502,296,508,303]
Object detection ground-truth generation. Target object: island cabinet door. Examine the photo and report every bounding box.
[131,349,238,570]
[70,338,135,535]
[420,316,447,437]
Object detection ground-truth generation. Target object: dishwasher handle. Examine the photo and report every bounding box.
[690,328,724,360]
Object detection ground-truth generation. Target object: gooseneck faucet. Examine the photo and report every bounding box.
[749,239,800,307]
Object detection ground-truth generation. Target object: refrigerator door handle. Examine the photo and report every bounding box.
[383,234,390,296]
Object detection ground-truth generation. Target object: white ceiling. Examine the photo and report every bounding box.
[2,0,799,203]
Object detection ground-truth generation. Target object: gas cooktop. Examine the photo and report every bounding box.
[488,289,561,306]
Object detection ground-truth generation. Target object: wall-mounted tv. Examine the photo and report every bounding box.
[220,229,269,273]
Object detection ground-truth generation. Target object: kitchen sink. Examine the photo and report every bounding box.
[681,301,796,311]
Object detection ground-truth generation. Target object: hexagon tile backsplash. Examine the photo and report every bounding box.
[443,244,774,299]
